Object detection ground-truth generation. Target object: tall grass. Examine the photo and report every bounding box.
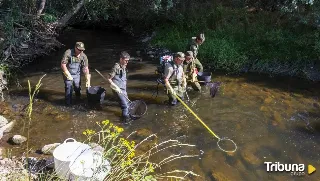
[12,75,200,181]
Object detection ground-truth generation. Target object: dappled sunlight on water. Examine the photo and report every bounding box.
[2,29,320,180]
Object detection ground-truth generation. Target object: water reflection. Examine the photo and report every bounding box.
[4,29,320,180]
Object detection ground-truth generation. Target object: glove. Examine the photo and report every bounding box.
[85,73,91,88]
[165,82,176,96]
[182,77,187,89]
[110,82,122,94]
[63,70,73,81]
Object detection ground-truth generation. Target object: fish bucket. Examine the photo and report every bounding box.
[53,138,91,180]
[69,151,104,181]
[86,86,106,105]
[197,72,212,85]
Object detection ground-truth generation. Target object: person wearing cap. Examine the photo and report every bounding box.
[108,51,131,124]
[61,42,91,106]
[164,52,187,105]
[186,33,205,75]
[183,51,203,91]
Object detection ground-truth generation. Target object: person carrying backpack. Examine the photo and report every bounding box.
[183,51,203,91]
[186,33,205,76]
[163,52,187,105]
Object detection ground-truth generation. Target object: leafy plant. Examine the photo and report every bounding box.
[82,120,200,180]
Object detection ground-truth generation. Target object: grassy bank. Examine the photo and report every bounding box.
[151,8,320,79]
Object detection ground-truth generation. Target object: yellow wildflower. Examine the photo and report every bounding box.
[102,120,110,125]
[82,129,96,136]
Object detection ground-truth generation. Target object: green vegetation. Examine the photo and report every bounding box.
[1,0,320,83]
[151,6,320,78]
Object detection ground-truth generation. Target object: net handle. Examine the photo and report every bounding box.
[95,69,132,103]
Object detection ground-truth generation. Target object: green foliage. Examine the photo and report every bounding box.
[41,14,57,23]
[151,6,320,77]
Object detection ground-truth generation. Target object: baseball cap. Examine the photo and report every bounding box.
[75,42,85,51]
[185,51,194,57]
[174,52,185,60]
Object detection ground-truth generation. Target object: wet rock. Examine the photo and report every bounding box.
[273,111,282,123]
[211,171,230,181]
[313,103,320,109]
[259,106,269,112]
[54,114,70,122]
[1,120,16,133]
[241,144,261,166]
[11,135,27,144]
[0,115,8,128]
[136,128,153,139]
[41,143,61,155]
[264,97,273,104]
[89,143,104,152]
[12,104,26,112]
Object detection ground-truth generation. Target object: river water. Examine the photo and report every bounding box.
[2,28,320,180]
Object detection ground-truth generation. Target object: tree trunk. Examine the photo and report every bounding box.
[37,0,46,16]
[55,0,85,28]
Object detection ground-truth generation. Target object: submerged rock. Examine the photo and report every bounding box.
[11,135,27,144]
[41,143,61,155]
[240,145,261,166]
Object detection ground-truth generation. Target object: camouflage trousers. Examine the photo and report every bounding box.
[187,77,201,91]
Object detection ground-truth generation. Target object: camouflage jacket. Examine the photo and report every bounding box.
[187,37,199,58]
[183,58,203,79]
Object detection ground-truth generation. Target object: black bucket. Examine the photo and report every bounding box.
[86,86,106,105]
[197,72,212,85]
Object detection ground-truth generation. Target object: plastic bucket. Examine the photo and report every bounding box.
[86,86,106,105]
[92,159,112,181]
[197,72,212,85]
[53,138,91,180]
[69,151,103,181]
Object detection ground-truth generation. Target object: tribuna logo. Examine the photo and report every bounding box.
[264,162,305,176]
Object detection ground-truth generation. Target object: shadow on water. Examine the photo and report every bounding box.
[128,73,160,82]
[4,28,320,180]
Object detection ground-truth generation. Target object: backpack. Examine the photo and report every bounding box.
[155,55,173,76]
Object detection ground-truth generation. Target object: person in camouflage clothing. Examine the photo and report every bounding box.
[186,33,205,75]
[183,51,203,91]
[164,52,186,105]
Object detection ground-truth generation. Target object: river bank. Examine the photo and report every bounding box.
[0,27,319,180]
